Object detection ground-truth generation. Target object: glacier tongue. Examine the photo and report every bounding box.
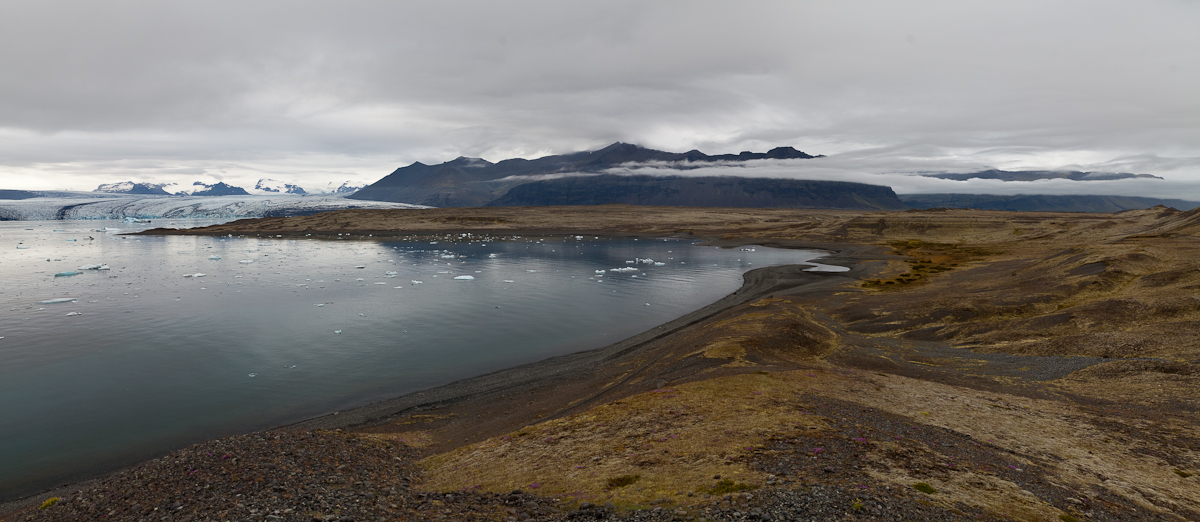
[0,194,427,221]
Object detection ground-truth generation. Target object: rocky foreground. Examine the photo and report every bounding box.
[8,205,1200,521]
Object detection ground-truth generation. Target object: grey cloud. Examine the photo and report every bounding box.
[0,1,1197,193]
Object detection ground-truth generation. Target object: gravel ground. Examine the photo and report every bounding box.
[10,422,1171,522]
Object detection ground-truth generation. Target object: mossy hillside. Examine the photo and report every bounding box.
[418,372,826,509]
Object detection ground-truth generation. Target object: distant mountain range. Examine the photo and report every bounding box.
[900,193,1199,212]
[924,169,1162,182]
[346,142,876,208]
[93,179,364,196]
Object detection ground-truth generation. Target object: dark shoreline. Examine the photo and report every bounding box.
[0,235,881,513]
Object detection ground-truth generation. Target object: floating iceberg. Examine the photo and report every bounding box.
[38,298,77,304]
[611,267,639,273]
[595,270,606,274]
[65,311,82,316]
[333,330,342,334]
[16,246,29,249]
[654,262,666,266]
[453,275,475,280]
[208,255,221,260]
[411,280,423,285]
[239,260,254,264]
[502,279,515,283]
[526,269,537,273]
[183,273,206,278]
[315,303,325,307]
[54,271,81,277]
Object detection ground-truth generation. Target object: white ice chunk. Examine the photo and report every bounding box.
[333,330,342,334]
[39,298,77,304]
[453,275,475,280]
[502,280,515,283]
[54,271,81,277]
[411,280,423,285]
[66,311,82,316]
[239,260,254,264]
[209,255,221,260]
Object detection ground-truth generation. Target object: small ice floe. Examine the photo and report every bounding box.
[16,246,29,249]
[239,260,254,264]
[65,311,82,316]
[644,303,650,306]
[488,253,498,258]
[183,273,206,278]
[315,303,325,307]
[77,264,108,270]
[453,275,475,280]
[374,282,386,285]
[355,278,364,281]
[54,271,81,277]
[385,271,398,275]
[333,330,342,334]
[39,298,77,304]
[502,279,515,283]
[437,270,449,274]
[358,313,365,316]
[611,267,638,273]
[208,255,221,260]
[355,265,365,269]
[595,270,606,274]
[654,262,666,266]
[411,280,423,285]
[248,373,258,377]
[526,269,537,273]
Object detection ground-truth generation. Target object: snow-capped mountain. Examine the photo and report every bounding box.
[94,182,173,195]
[308,181,365,195]
[253,178,307,195]
[91,179,363,197]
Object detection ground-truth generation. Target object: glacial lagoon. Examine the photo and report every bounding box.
[0,219,843,500]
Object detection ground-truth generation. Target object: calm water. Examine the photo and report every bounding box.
[0,219,840,499]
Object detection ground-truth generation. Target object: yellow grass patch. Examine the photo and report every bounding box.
[418,372,825,509]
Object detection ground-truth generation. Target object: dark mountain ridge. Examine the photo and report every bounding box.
[900,193,1199,212]
[926,169,1161,182]
[488,175,906,210]
[349,142,826,207]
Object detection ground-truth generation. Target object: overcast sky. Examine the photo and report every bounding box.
[1,1,1197,197]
